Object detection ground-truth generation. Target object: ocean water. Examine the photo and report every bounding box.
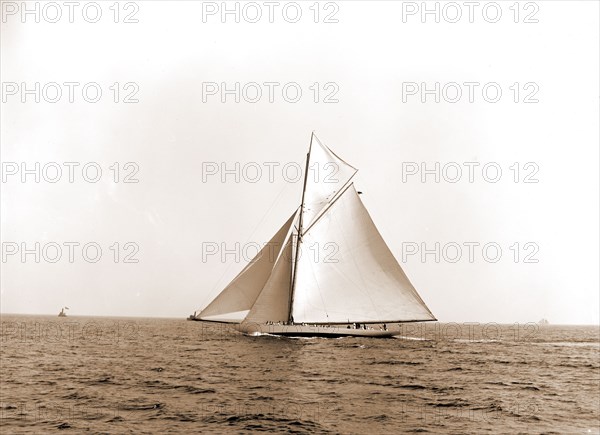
[1,315,598,434]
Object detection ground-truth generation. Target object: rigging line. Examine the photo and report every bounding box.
[289,133,313,323]
[198,181,294,311]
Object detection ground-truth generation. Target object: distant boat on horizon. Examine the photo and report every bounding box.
[193,133,436,338]
[539,318,550,325]
[58,307,69,317]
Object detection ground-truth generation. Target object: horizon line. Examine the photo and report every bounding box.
[1,312,599,326]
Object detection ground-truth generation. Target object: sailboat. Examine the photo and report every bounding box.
[194,134,436,337]
[58,307,69,317]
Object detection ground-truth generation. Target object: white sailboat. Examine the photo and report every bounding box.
[194,134,436,337]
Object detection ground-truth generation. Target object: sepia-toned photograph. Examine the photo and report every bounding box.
[1,1,599,433]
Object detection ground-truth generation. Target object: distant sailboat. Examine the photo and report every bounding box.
[58,307,69,317]
[194,134,436,337]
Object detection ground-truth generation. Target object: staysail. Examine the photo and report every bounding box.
[291,184,436,324]
[244,234,294,323]
[196,212,295,323]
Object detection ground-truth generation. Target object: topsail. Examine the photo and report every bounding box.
[300,135,358,231]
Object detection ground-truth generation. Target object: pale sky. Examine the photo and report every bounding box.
[1,1,598,324]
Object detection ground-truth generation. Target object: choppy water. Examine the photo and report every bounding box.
[1,315,598,434]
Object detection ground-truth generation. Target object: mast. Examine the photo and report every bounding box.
[288,132,313,323]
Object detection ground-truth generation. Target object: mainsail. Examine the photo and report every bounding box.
[291,184,435,323]
[197,133,435,328]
